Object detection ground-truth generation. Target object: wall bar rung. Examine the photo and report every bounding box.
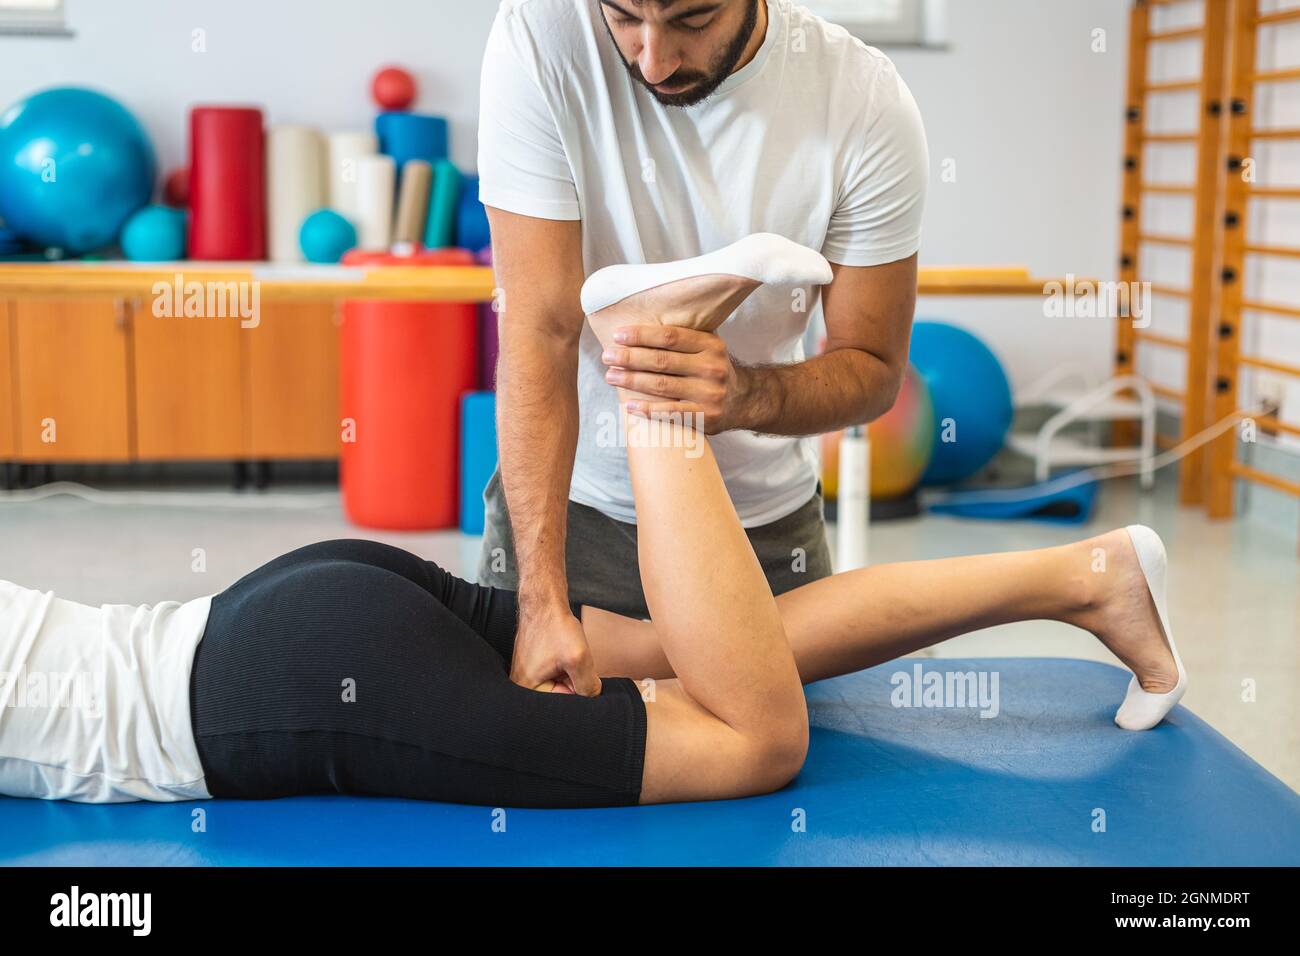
[1255,413,1300,439]
[1143,131,1200,142]
[1143,182,1197,194]
[1249,66,1300,83]
[1149,283,1192,298]
[1250,127,1300,140]
[1139,232,1192,245]
[1229,461,1300,497]
[1150,382,1185,401]
[1144,78,1204,93]
[1255,8,1300,26]
[1148,26,1205,40]
[1239,354,1300,377]
[1244,242,1300,260]
[1135,329,1189,348]
[1242,299,1300,319]
[1247,186,1300,199]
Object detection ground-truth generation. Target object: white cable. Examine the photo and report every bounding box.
[925,404,1269,506]
[0,480,337,510]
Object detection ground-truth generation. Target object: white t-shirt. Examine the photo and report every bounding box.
[0,579,212,803]
[478,0,928,527]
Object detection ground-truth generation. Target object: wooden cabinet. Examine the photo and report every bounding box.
[0,304,14,458]
[244,302,340,459]
[131,301,243,459]
[11,298,133,462]
[0,296,344,464]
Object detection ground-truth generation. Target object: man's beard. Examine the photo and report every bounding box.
[608,0,760,108]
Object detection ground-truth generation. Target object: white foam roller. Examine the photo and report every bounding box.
[326,130,379,224]
[266,126,325,263]
[355,154,396,251]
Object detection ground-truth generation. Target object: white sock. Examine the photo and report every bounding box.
[1114,524,1188,731]
[580,233,833,316]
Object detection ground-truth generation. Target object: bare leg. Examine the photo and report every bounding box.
[580,528,1180,694]
[586,276,808,804]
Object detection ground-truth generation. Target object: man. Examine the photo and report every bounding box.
[476,0,928,694]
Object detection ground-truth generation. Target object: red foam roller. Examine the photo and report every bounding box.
[188,107,265,260]
[339,248,480,530]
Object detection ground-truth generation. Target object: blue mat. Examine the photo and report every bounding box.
[3,659,1297,866]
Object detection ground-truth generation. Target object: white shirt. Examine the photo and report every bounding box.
[0,579,212,803]
[478,0,928,527]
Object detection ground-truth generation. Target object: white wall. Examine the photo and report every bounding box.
[0,0,1132,391]
[893,0,1131,393]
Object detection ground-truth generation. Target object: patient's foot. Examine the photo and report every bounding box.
[1074,529,1180,694]
[581,233,833,349]
[586,272,761,350]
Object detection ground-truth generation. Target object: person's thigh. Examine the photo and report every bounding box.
[745,490,833,595]
[476,468,648,618]
[563,501,646,618]
[193,558,647,808]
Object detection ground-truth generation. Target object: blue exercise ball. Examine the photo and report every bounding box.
[0,87,157,255]
[120,205,186,261]
[909,321,1013,486]
[299,208,356,264]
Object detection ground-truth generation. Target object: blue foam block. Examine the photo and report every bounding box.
[459,391,497,535]
[2,659,1296,866]
[375,112,449,172]
[456,175,491,253]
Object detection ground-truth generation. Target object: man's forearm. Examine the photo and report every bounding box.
[497,327,580,608]
[734,348,900,437]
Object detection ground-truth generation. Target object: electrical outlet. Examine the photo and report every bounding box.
[1255,376,1286,418]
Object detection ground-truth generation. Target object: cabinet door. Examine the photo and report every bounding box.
[12,298,132,462]
[0,304,14,458]
[244,301,340,459]
[132,299,243,459]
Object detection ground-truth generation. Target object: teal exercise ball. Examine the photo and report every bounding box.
[0,87,157,255]
[299,208,356,264]
[120,205,186,261]
[909,321,1013,486]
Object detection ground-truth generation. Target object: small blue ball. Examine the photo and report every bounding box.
[299,208,357,264]
[120,204,186,261]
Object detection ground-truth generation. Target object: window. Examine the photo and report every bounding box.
[0,0,69,36]
[804,0,946,47]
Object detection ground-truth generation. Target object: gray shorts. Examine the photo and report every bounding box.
[475,469,832,619]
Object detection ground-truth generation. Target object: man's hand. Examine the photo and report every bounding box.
[600,326,751,434]
[510,598,602,697]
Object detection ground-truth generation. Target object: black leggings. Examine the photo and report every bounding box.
[190,540,647,809]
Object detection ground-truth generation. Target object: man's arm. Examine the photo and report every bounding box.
[604,253,918,435]
[488,206,600,696]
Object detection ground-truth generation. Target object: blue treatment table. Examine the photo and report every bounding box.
[3,659,1298,866]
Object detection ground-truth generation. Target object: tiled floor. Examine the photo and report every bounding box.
[1,471,1296,790]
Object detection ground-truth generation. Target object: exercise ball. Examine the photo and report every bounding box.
[162,166,189,207]
[869,364,936,498]
[120,205,186,261]
[821,364,935,501]
[299,208,357,264]
[909,321,1013,485]
[371,66,417,111]
[0,87,156,255]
